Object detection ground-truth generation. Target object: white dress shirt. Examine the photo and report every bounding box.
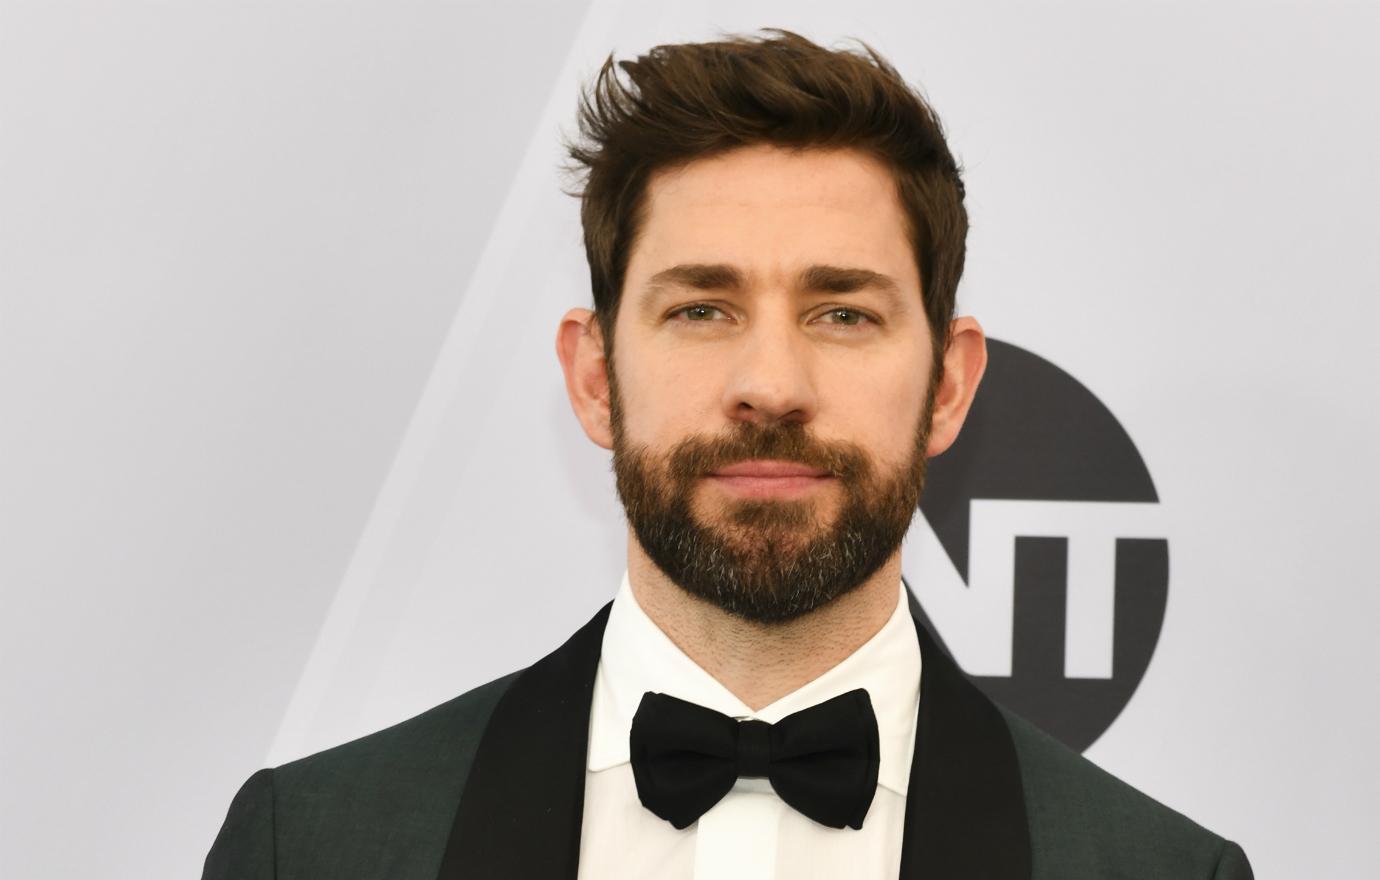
[577,574,922,880]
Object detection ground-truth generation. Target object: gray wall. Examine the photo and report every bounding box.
[2,1,1376,877]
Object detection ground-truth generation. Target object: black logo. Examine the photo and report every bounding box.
[911,338,1167,752]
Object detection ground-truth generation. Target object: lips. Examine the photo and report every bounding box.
[710,460,831,478]
[702,460,835,500]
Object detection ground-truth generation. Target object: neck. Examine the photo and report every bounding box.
[626,532,902,711]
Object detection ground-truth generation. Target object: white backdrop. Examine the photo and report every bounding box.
[3,1,1378,877]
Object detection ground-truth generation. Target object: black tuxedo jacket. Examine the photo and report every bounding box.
[204,598,1252,879]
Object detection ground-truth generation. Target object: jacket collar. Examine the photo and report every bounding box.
[900,589,1032,878]
[437,594,1031,880]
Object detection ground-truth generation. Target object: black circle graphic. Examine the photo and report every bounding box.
[913,338,1168,752]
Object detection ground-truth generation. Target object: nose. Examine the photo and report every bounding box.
[720,319,818,426]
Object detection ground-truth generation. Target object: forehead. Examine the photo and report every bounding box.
[627,145,918,289]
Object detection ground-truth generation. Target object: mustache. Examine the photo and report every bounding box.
[661,422,871,483]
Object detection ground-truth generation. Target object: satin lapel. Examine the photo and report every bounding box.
[435,603,611,880]
[899,591,1032,879]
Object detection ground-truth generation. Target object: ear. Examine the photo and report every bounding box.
[556,308,614,450]
[925,316,987,458]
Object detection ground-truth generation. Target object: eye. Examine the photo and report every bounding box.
[816,307,875,327]
[669,303,729,322]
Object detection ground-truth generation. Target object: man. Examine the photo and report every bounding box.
[204,30,1252,879]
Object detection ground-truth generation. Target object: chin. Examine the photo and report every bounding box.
[694,496,827,531]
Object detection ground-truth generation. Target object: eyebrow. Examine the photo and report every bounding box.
[644,263,903,299]
[645,263,746,294]
[798,264,902,296]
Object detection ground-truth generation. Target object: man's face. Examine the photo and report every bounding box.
[608,145,937,623]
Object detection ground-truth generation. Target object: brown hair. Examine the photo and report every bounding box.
[566,29,967,375]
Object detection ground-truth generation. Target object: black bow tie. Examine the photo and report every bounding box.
[628,688,881,830]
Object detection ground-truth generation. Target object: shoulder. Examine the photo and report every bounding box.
[274,670,519,796]
[203,671,520,880]
[998,707,1253,880]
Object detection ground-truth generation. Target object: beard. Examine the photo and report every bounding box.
[610,372,936,624]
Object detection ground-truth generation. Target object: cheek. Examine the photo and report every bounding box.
[615,352,726,446]
[827,367,929,463]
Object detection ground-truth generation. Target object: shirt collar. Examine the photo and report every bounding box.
[587,572,922,795]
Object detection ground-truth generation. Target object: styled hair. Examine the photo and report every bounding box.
[566,29,967,374]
